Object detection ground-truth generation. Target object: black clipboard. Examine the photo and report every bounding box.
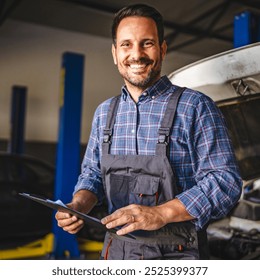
[19,192,135,239]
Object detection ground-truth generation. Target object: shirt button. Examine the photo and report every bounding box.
[151,96,155,99]
[143,92,147,96]
[131,129,135,134]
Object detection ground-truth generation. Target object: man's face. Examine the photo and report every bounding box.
[112,16,167,91]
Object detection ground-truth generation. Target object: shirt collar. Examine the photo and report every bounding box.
[121,75,172,101]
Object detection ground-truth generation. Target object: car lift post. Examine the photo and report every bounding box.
[234,11,260,48]
[52,52,85,258]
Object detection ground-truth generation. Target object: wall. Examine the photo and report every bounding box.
[0,19,201,145]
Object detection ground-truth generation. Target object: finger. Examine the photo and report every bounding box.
[101,209,124,225]
[101,204,141,226]
[116,222,138,236]
[56,215,78,228]
[106,213,136,230]
[63,219,84,234]
[55,211,71,220]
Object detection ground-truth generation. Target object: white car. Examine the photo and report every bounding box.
[169,43,260,259]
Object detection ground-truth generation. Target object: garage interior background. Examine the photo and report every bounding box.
[1,0,259,162]
[0,0,260,259]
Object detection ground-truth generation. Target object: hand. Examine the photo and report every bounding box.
[55,202,84,234]
[101,204,167,236]
[55,190,98,234]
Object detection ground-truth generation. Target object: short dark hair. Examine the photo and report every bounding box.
[111,4,164,46]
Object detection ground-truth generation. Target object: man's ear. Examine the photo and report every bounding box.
[161,40,167,60]
[112,44,117,65]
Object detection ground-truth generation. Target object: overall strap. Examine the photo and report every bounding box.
[156,87,186,156]
[102,95,121,155]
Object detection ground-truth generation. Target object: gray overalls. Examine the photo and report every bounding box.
[100,87,209,260]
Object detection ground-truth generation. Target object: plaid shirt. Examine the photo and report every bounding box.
[75,75,242,230]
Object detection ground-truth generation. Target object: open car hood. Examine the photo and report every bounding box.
[169,43,260,181]
[216,94,260,181]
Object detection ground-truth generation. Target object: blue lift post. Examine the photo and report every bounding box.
[53,52,85,258]
[8,86,27,154]
[234,11,260,48]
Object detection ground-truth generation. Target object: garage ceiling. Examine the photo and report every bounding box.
[1,0,260,57]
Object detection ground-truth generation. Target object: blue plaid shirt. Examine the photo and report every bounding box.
[74,75,242,230]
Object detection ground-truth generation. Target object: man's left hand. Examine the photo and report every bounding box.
[101,199,194,236]
[101,204,167,236]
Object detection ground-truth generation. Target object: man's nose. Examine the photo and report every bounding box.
[130,44,144,60]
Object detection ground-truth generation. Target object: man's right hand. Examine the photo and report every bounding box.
[55,190,98,234]
[55,203,84,234]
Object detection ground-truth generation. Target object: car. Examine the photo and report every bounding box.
[0,152,54,250]
[169,43,260,259]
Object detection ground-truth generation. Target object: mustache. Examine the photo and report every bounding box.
[126,57,153,64]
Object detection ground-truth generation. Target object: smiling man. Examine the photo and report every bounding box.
[55,4,242,260]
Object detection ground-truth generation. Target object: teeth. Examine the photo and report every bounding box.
[129,64,146,69]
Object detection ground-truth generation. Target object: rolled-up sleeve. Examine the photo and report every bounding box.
[176,94,243,230]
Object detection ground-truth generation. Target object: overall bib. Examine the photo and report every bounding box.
[100,87,208,260]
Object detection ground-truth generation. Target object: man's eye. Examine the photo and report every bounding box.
[144,41,154,47]
[121,43,130,47]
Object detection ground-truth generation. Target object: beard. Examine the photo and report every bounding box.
[123,67,161,90]
[120,56,163,90]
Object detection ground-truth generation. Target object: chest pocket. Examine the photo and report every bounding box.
[130,175,160,206]
[109,173,160,212]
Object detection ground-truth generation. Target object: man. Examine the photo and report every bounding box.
[55,4,242,259]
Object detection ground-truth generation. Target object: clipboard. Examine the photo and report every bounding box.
[19,192,135,239]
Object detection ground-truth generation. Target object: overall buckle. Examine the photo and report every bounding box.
[158,128,170,145]
[103,129,112,143]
